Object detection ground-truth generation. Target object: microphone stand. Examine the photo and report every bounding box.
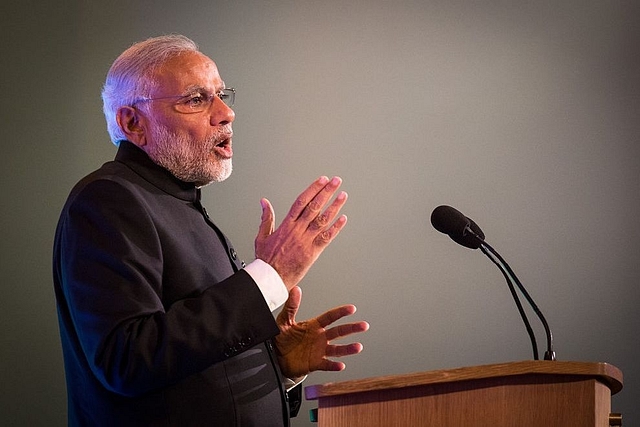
[467,227,556,361]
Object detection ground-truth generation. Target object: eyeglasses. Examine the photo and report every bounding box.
[133,87,236,113]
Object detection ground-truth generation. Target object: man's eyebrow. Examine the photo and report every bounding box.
[181,83,226,96]
[181,85,212,96]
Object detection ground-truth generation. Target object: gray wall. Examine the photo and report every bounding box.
[2,1,638,425]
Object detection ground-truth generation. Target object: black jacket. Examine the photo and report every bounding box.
[53,141,299,426]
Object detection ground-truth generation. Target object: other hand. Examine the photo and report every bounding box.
[274,286,369,379]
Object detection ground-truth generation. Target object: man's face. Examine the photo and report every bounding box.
[139,51,236,187]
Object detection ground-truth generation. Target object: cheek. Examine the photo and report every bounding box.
[149,112,214,145]
[160,113,207,132]
[182,119,213,141]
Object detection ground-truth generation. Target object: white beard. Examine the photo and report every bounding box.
[145,122,232,187]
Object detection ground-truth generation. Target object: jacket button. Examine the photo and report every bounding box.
[229,248,237,260]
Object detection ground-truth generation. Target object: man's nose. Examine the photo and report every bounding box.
[210,97,235,126]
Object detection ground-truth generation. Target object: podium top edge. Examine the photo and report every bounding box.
[304,360,623,400]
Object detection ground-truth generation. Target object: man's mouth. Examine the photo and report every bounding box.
[213,136,233,158]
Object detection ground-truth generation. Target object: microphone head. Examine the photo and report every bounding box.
[431,205,469,236]
[430,205,485,249]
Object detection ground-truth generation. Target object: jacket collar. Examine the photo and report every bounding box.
[114,140,200,203]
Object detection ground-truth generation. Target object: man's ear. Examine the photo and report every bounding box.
[116,106,147,147]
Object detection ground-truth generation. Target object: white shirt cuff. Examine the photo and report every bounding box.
[244,259,288,312]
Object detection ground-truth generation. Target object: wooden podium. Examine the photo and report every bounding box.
[305,361,623,426]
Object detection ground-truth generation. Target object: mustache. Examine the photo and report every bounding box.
[214,124,233,141]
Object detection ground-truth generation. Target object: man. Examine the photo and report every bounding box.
[53,34,368,426]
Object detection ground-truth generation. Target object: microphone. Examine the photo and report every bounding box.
[430,205,556,361]
[430,205,485,249]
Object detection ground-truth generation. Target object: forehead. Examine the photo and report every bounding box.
[151,51,223,95]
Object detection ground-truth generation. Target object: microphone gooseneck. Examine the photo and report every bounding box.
[431,205,556,361]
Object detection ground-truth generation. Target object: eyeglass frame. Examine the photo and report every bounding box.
[131,87,236,113]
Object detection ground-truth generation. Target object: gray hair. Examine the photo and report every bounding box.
[101,34,200,145]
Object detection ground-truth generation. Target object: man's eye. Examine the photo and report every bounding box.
[184,94,206,106]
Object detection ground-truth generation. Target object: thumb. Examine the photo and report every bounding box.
[278,286,302,325]
[258,198,275,238]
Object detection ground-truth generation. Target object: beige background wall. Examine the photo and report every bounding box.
[2,1,638,425]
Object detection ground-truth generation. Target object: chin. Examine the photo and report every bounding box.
[197,161,233,187]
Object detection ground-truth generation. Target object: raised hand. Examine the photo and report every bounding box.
[255,176,348,290]
[275,286,369,379]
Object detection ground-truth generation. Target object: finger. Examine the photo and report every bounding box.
[325,342,364,358]
[314,304,357,329]
[286,176,344,224]
[313,214,348,247]
[284,176,331,222]
[298,177,344,223]
[317,359,346,372]
[307,191,348,233]
[257,198,275,238]
[325,321,370,341]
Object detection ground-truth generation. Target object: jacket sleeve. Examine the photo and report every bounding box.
[55,178,280,397]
